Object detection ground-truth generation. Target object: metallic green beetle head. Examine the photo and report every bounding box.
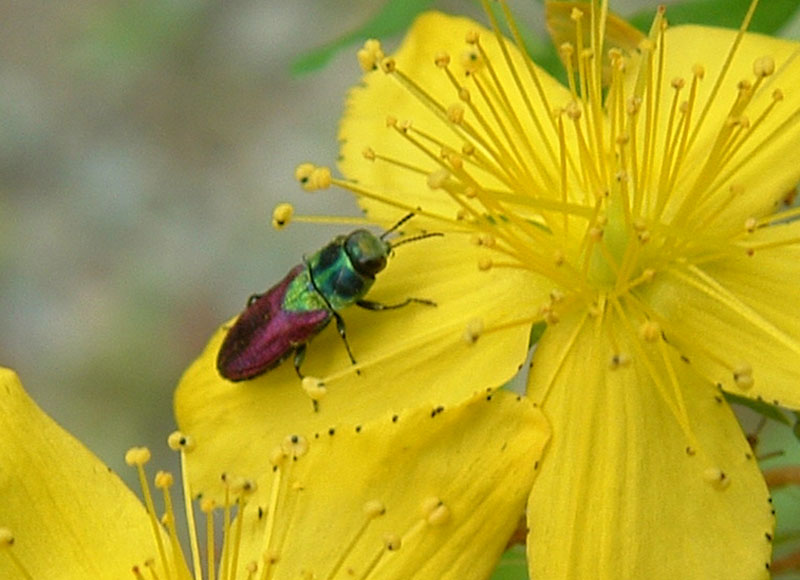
[344,229,391,278]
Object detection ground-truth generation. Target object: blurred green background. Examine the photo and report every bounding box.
[1,0,799,577]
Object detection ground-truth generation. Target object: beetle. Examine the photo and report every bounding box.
[216,213,441,381]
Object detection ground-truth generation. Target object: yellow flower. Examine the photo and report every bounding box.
[0,367,547,579]
[320,1,797,578]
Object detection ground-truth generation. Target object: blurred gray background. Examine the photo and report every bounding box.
[2,1,799,571]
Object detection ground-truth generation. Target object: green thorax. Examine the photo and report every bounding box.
[283,235,377,313]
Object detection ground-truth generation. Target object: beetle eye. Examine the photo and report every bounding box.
[345,231,389,277]
[354,253,387,276]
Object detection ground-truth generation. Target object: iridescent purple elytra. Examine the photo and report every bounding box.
[216,216,440,382]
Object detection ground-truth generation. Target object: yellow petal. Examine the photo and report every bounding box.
[232,390,549,579]
[640,24,800,229]
[338,11,573,225]
[176,234,541,502]
[640,219,800,409]
[526,310,773,579]
[0,368,164,579]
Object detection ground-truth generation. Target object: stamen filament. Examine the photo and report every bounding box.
[684,0,761,155]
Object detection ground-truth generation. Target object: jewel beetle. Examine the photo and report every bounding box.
[216,214,441,381]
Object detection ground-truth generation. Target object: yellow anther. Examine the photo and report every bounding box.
[478,256,493,271]
[155,471,174,489]
[385,115,398,128]
[609,353,631,369]
[362,147,376,161]
[420,496,442,517]
[125,447,151,466]
[550,289,565,303]
[692,64,705,79]
[447,103,465,124]
[733,363,754,390]
[356,39,384,72]
[270,445,287,468]
[679,101,689,114]
[271,203,294,230]
[167,431,195,452]
[200,498,216,513]
[553,250,565,266]
[295,165,332,192]
[588,226,603,241]
[434,52,451,68]
[463,318,484,345]
[639,320,661,342]
[460,49,483,74]
[744,217,757,233]
[427,503,451,526]
[671,77,685,90]
[294,162,314,183]
[427,169,450,190]
[458,87,471,103]
[447,153,463,170]
[565,101,582,120]
[627,97,642,115]
[479,233,496,247]
[703,467,731,490]
[281,434,309,459]
[541,306,560,325]
[363,500,386,519]
[384,534,402,551]
[559,42,575,59]
[773,89,784,102]
[753,56,775,78]
[230,477,257,496]
[462,143,475,155]
[302,376,327,400]
[379,57,396,74]
[0,528,14,547]
[465,30,480,45]
[570,7,584,20]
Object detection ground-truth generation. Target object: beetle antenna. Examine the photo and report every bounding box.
[390,232,444,249]
[380,212,416,240]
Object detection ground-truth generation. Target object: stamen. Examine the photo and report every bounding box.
[732,363,755,390]
[229,478,257,579]
[463,318,484,344]
[684,0,761,155]
[703,467,732,490]
[201,498,217,580]
[126,447,170,577]
[357,39,385,73]
[168,431,202,580]
[324,500,386,580]
[294,163,332,192]
[271,203,293,230]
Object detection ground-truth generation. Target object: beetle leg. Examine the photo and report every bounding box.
[246,292,263,307]
[293,344,307,379]
[356,297,437,310]
[332,311,360,374]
